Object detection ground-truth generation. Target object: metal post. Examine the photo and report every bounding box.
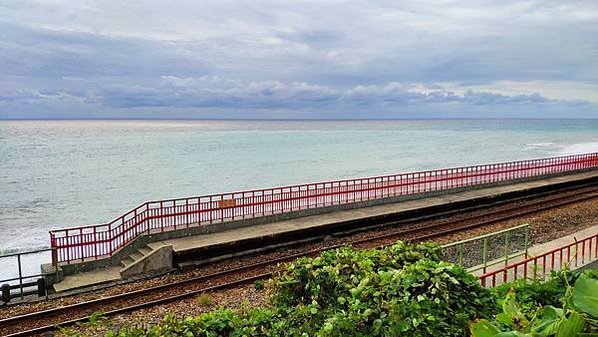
[524,226,529,259]
[37,278,46,297]
[17,254,23,299]
[504,231,510,267]
[482,238,488,274]
[17,254,25,299]
[1,284,9,303]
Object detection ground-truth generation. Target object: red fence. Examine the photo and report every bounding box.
[480,233,598,287]
[50,153,598,265]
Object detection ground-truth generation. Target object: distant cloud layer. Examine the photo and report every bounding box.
[1,0,597,118]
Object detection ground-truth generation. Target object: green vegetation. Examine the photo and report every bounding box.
[492,270,598,312]
[269,243,495,337]
[58,311,107,336]
[103,242,496,337]
[197,294,213,307]
[471,271,598,337]
[64,241,597,337]
[254,279,265,291]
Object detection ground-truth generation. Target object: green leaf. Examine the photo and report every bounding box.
[497,288,532,329]
[470,319,501,337]
[573,274,598,318]
[470,321,531,337]
[531,306,561,335]
[556,312,585,337]
[504,290,518,311]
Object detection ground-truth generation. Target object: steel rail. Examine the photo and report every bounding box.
[3,185,598,337]
[350,188,598,247]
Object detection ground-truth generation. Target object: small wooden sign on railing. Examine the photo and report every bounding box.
[218,199,237,209]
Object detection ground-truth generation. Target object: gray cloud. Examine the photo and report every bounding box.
[0,0,597,118]
[0,23,207,78]
[3,77,589,113]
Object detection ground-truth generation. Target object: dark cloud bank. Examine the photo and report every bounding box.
[1,1,597,119]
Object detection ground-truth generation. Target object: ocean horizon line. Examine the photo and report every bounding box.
[2,117,598,122]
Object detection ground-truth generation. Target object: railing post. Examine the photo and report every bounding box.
[186,199,190,228]
[574,237,579,267]
[109,225,113,257]
[582,237,586,264]
[50,232,58,266]
[78,228,84,262]
[93,226,97,260]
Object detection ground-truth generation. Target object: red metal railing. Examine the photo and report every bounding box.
[50,153,598,265]
[480,232,598,287]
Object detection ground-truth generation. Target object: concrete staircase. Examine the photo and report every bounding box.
[119,243,174,279]
[120,245,152,270]
[53,243,174,293]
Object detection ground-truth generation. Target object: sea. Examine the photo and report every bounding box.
[1,119,598,254]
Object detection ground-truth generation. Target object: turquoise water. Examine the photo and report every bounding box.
[1,119,597,252]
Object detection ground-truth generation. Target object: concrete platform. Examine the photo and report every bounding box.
[528,224,598,258]
[52,169,598,292]
[164,170,598,265]
[54,266,121,293]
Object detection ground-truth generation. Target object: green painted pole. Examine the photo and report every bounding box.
[524,226,529,259]
[505,231,510,266]
[483,238,488,274]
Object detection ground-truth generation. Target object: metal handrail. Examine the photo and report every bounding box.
[480,232,598,287]
[442,223,530,273]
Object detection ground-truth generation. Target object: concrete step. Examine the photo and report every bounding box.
[120,257,134,268]
[130,252,144,261]
[120,243,174,279]
[138,246,153,256]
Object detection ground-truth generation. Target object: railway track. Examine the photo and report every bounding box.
[2,184,598,337]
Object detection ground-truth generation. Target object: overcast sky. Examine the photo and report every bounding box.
[1,0,597,119]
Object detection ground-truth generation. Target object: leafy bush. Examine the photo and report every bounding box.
[270,241,440,309]
[269,242,492,337]
[310,259,496,337]
[471,271,598,337]
[492,269,598,312]
[383,260,496,336]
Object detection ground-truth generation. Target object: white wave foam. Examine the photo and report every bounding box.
[0,245,50,256]
[525,142,558,150]
[558,141,598,155]
[528,142,556,147]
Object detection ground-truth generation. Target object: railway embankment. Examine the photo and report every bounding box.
[1,193,597,337]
